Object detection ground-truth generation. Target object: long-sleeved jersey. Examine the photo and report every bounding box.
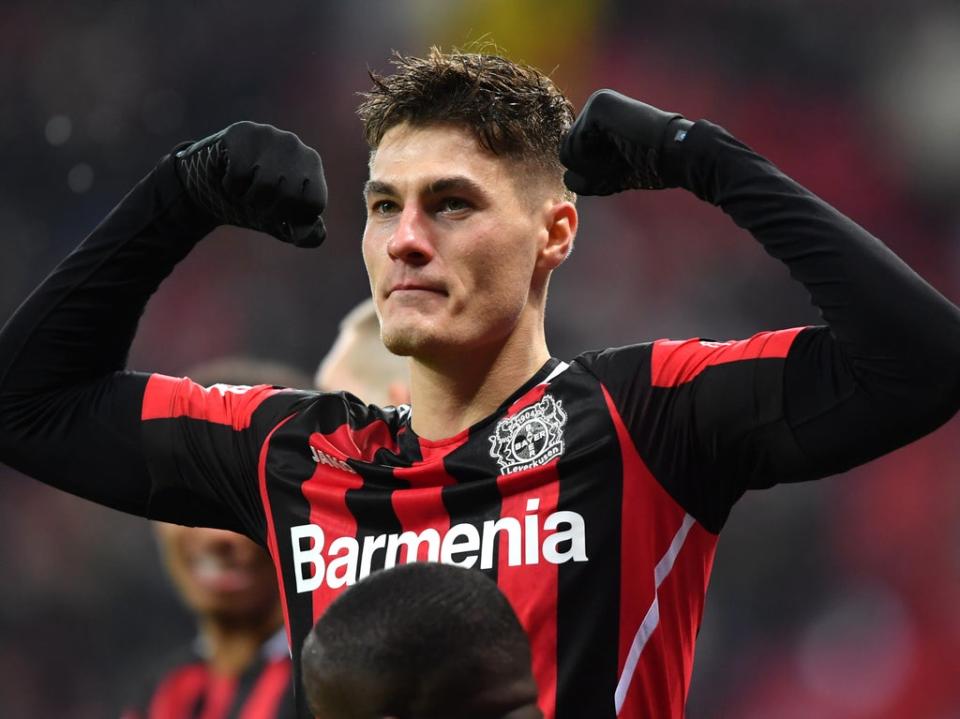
[1,120,958,718]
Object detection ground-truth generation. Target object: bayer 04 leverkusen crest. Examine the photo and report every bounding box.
[489,394,567,475]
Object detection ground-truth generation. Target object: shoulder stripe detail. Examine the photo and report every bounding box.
[544,361,570,384]
[142,374,283,429]
[651,328,805,387]
[614,514,696,714]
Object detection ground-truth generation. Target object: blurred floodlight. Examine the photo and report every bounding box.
[874,9,960,190]
[67,164,94,194]
[44,115,72,146]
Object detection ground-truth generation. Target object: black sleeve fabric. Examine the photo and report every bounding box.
[584,122,960,532]
[0,155,220,519]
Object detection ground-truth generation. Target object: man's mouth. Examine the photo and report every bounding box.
[388,282,447,297]
[190,555,256,593]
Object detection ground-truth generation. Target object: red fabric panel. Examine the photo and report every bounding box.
[650,328,804,388]
[147,664,207,719]
[197,675,237,719]
[316,420,399,463]
[643,521,717,716]
[238,659,292,719]
[142,374,282,429]
[300,460,364,623]
[390,486,452,562]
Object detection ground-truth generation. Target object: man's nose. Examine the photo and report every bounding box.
[387,206,433,265]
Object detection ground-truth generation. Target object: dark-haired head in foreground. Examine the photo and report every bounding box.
[301,563,542,719]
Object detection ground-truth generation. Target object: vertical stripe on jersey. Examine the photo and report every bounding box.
[495,465,561,719]
[197,676,237,719]
[602,387,719,717]
[553,378,623,719]
[300,457,363,621]
[147,665,206,719]
[237,659,293,719]
[260,416,324,719]
[392,439,460,561]
[257,415,298,647]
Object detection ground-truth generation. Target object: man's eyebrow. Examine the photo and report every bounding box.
[363,180,395,199]
[427,176,485,197]
[363,176,486,200]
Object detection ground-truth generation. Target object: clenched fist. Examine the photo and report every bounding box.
[560,90,692,196]
[176,122,327,248]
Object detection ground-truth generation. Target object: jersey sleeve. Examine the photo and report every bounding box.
[578,329,806,533]
[138,376,314,540]
[0,148,318,538]
[579,118,960,532]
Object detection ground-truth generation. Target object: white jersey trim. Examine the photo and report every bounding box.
[614,513,696,714]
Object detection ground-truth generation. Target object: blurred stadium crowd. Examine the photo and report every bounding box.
[1,1,959,716]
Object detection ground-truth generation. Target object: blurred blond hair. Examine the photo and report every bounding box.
[315,298,410,406]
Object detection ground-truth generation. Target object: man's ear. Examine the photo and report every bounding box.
[538,200,577,271]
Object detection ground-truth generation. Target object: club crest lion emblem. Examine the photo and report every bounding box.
[489,393,567,474]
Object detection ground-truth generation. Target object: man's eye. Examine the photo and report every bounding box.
[439,197,471,213]
[371,200,398,215]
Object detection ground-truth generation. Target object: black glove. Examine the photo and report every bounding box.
[560,89,692,195]
[175,121,327,248]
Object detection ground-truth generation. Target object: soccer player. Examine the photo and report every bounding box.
[301,562,541,719]
[1,48,958,718]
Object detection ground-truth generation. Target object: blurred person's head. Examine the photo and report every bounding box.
[154,522,280,626]
[154,357,312,632]
[315,298,409,405]
[357,48,578,363]
[301,562,542,719]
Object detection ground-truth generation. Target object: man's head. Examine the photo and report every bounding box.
[154,357,312,625]
[301,562,542,719]
[358,49,578,362]
[315,298,410,406]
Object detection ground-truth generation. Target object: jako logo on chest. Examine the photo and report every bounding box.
[489,393,567,474]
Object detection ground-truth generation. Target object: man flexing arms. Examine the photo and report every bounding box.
[1,49,958,717]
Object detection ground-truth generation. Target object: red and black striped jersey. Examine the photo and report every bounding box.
[1,119,958,718]
[121,630,295,719]
[139,327,806,718]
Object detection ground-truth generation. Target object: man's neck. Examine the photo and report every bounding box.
[199,607,284,675]
[408,321,550,441]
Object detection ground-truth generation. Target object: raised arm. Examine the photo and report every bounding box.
[563,90,960,528]
[0,122,326,525]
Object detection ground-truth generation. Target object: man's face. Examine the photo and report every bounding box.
[154,522,279,622]
[362,123,554,360]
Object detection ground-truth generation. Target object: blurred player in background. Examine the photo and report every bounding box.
[1,47,958,718]
[314,299,409,406]
[120,358,309,719]
[123,309,406,718]
[301,562,541,719]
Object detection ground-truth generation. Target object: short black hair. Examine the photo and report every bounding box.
[301,562,534,717]
[357,47,574,197]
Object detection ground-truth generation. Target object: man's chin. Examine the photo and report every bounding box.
[382,326,447,359]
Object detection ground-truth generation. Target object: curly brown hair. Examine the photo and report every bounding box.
[358,47,574,193]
